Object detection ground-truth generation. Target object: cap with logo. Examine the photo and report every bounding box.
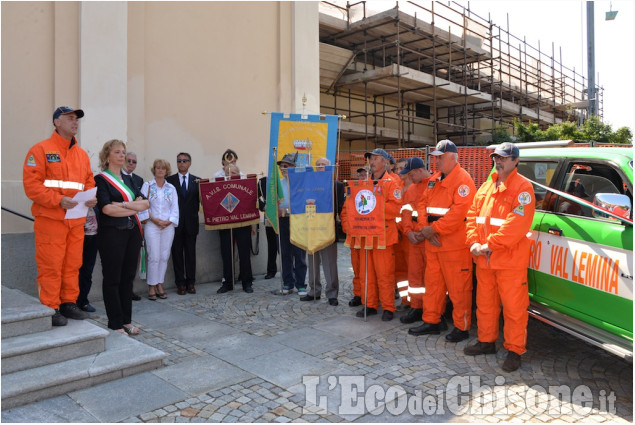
[399,156,425,175]
[490,142,519,158]
[52,106,84,123]
[429,139,458,156]
[277,152,298,166]
[364,148,390,160]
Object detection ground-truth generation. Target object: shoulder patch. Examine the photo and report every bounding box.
[457,184,470,197]
[393,188,402,200]
[26,154,36,167]
[513,204,525,216]
[518,192,532,205]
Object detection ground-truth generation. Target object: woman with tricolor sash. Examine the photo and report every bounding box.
[95,140,149,336]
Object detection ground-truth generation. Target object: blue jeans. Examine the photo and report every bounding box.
[278,217,307,289]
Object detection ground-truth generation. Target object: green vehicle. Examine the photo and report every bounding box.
[514,146,632,360]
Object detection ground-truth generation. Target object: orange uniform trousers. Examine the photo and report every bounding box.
[360,245,396,312]
[475,267,529,355]
[350,247,363,298]
[406,241,426,309]
[34,216,84,309]
[394,233,410,304]
[422,249,472,330]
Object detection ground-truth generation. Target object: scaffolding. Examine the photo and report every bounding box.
[319,1,602,149]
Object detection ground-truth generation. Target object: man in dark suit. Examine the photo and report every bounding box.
[123,151,144,301]
[123,152,144,192]
[167,152,200,295]
[258,176,278,279]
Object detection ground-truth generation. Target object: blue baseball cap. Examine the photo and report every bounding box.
[388,154,395,165]
[364,148,390,160]
[430,139,458,156]
[52,106,84,123]
[399,157,425,174]
[491,142,519,158]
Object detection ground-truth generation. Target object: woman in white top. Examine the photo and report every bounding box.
[141,159,179,300]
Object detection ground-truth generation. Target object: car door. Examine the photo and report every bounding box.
[531,157,633,339]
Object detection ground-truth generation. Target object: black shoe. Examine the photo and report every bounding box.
[348,296,362,307]
[408,321,442,336]
[80,303,96,313]
[131,292,142,301]
[243,286,253,293]
[355,307,377,318]
[445,327,470,342]
[328,298,339,306]
[59,302,88,320]
[264,272,276,279]
[217,285,233,294]
[464,341,497,356]
[52,309,68,326]
[502,351,522,372]
[400,308,423,324]
[382,310,394,321]
[187,285,196,294]
[300,295,320,301]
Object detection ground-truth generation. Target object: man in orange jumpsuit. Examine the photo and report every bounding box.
[341,148,403,321]
[464,142,535,372]
[23,106,96,326]
[398,157,432,324]
[409,140,475,342]
[347,167,368,307]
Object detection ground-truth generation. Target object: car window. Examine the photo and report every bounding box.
[517,161,559,211]
[556,162,622,218]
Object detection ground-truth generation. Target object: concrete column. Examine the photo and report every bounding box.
[79,2,128,170]
[291,2,320,115]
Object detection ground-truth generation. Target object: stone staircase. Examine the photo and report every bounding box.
[1,286,166,410]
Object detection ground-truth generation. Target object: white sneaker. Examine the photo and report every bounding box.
[298,287,307,296]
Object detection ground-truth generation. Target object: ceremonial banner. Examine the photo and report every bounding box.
[344,180,387,249]
[287,166,335,254]
[200,176,260,230]
[264,160,283,234]
[265,112,339,233]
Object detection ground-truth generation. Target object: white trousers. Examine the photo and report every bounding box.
[145,222,175,286]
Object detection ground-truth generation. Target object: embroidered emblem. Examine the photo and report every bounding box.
[26,155,36,167]
[518,192,532,205]
[458,184,470,197]
[45,152,61,162]
[355,189,377,215]
[428,180,436,189]
[513,204,525,216]
[221,192,240,213]
[393,188,402,200]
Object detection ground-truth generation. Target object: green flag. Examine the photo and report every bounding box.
[265,162,283,234]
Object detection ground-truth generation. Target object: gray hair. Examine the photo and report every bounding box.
[316,157,331,166]
[126,151,137,159]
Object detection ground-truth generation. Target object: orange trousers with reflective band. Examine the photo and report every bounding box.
[475,267,529,355]
[394,235,410,305]
[360,246,396,312]
[422,249,472,330]
[406,242,426,309]
[34,216,84,309]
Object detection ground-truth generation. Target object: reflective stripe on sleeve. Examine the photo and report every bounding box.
[43,180,85,190]
[426,207,449,215]
[475,216,504,226]
[400,204,414,213]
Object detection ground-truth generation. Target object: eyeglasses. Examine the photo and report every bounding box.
[177,159,191,163]
[492,155,510,161]
[127,159,137,164]
[279,164,290,169]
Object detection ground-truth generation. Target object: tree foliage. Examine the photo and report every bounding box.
[512,116,632,144]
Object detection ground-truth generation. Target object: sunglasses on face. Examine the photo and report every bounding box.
[177,159,191,163]
[127,159,137,164]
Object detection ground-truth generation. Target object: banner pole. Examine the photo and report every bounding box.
[230,227,235,291]
[363,247,368,322]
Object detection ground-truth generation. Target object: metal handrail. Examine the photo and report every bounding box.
[1,206,34,222]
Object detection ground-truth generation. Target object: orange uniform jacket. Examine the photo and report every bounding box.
[466,168,536,269]
[399,180,427,235]
[23,131,95,221]
[416,164,476,251]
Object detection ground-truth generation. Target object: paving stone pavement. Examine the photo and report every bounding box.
[2,242,632,423]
